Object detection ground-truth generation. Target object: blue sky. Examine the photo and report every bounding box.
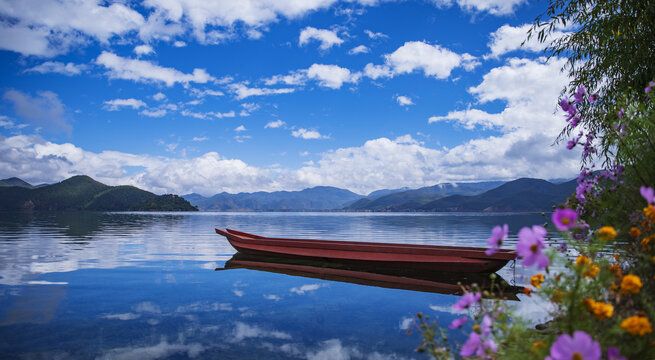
[0,0,580,196]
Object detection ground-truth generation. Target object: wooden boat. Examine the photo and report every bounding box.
[216,252,522,300]
[215,228,516,273]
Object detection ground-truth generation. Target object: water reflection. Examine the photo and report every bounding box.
[0,211,560,359]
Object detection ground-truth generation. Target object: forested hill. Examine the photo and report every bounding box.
[0,175,197,211]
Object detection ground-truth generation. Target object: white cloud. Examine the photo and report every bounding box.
[363,63,393,80]
[211,111,236,118]
[234,125,247,132]
[306,64,360,89]
[299,26,344,50]
[140,109,167,118]
[173,41,186,47]
[134,44,155,56]
[232,322,291,342]
[382,41,479,79]
[192,136,208,142]
[103,98,147,111]
[96,340,204,360]
[25,61,86,76]
[3,89,70,133]
[291,128,328,140]
[0,22,59,57]
[395,95,414,106]
[431,0,526,15]
[152,92,166,101]
[265,120,285,128]
[180,110,207,119]
[486,24,568,59]
[364,29,388,39]
[191,88,225,97]
[306,339,361,360]
[263,71,306,86]
[229,83,295,100]
[96,51,214,87]
[348,45,369,55]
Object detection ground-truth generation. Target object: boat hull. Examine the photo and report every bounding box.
[216,228,516,273]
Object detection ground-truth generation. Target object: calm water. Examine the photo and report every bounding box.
[0,212,558,359]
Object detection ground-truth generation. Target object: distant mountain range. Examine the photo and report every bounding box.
[183,186,363,211]
[0,176,197,211]
[182,178,575,212]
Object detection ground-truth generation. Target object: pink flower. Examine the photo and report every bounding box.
[460,332,480,357]
[552,208,578,231]
[607,347,626,360]
[640,186,655,204]
[545,331,601,360]
[516,226,549,269]
[452,292,482,311]
[448,316,468,329]
[485,224,508,255]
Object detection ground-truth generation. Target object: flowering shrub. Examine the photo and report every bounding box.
[416,83,655,359]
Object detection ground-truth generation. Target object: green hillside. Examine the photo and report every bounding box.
[0,175,197,211]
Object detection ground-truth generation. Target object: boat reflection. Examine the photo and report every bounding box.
[217,252,522,300]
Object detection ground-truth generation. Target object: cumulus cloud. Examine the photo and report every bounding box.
[395,95,414,106]
[265,120,285,128]
[140,109,167,117]
[387,41,479,79]
[103,98,147,111]
[263,71,306,86]
[234,125,247,132]
[348,45,369,55]
[96,51,214,87]
[3,89,71,134]
[291,128,328,140]
[299,26,344,50]
[290,283,325,294]
[364,29,388,39]
[306,64,360,89]
[232,322,292,342]
[229,83,295,100]
[134,44,155,56]
[96,340,204,360]
[25,61,86,76]
[485,24,568,59]
[173,41,186,47]
[431,0,527,15]
[152,92,166,101]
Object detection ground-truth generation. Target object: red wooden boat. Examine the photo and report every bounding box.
[215,228,516,273]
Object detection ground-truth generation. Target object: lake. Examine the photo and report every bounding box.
[0,211,558,359]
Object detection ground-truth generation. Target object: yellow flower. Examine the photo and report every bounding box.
[630,227,642,238]
[596,226,616,241]
[551,289,565,303]
[530,273,544,288]
[608,264,623,278]
[575,255,599,278]
[620,274,643,294]
[645,205,655,222]
[585,264,600,278]
[642,236,652,249]
[588,300,613,320]
[576,255,591,266]
[532,341,546,350]
[620,316,653,336]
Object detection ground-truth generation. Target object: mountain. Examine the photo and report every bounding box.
[0,175,197,211]
[344,181,506,211]
[417,178,577,212]
[0,177,35,189]
[183,186,364,211]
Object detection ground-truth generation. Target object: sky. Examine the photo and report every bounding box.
[0,0,581,196]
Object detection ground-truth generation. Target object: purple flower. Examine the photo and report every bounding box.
[516,226,549,269]
[618,107,625,119]
[460,331,480,357]
[448,316,468,329]
[485,224,508,255]
[566,140,577,150]
[574,86,586,103]
[480,315,492,337]
[452,292,482,311]
[559,99,572,112]
[552,208,578,231]
[557,242,568,253]
[589,93,599,102]
[607,347,626,360]
[545,331,601,360]
[640,186,655,204]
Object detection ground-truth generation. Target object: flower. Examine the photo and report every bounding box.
[461,319,497,358]
[516,226,549,269]
[480,315,492,337]
[620,315,653,336]
[620,274,642,294]
[452,292,482,311]
[641,186,655,204]
[552,209,578,231]
[608,264,623,278]
[533,341,546,349]
[596,226,616,241]
[530,273,544,288]
[460,331,480,357]
[448,316,468,329]
[575,255,599,278]
[545,331,601,360]
[581,298,613,320]
[630,227,642,238]
[523,287,532,296]
[644,205,655,222]
[607,347,626,360]
[485,224,508,256]
[574,86,586,103]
